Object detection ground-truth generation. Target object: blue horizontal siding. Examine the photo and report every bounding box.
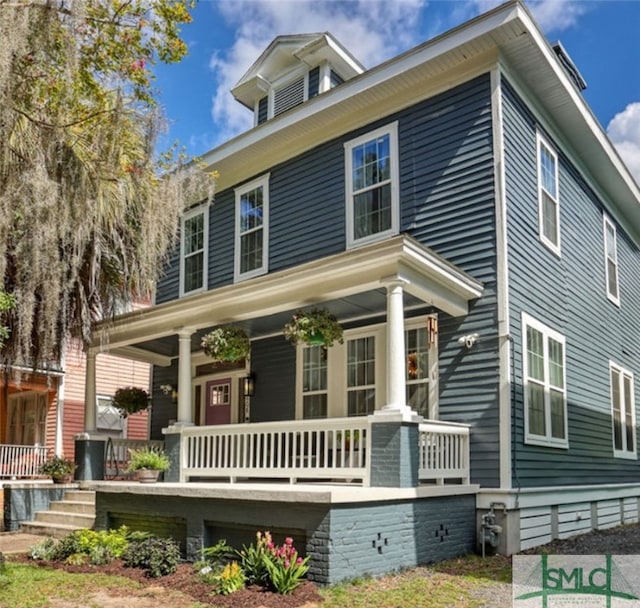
[503,77,640,487]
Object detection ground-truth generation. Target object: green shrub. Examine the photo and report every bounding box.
[213,561,245,595]
[263,537,309,594]
[29,538,58,561]
[238,530,271,586]
[122,536,181,578]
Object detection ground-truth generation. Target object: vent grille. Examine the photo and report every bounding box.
[274,77,304,116]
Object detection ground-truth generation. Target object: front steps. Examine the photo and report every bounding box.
[20,489,96,538]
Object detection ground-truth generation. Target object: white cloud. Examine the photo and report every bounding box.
[208,0,426,144]
[607,102,640,185]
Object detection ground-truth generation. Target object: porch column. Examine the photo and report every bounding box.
[382,279,409,414]
[83,349,97,433]
[176,328,194,425]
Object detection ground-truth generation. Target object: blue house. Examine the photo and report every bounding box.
[79,0,640,582]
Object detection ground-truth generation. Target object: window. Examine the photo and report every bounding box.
[345,122,399,248]
[7,392,47,445]
[603,215,620,305]
[97,396,126,437]
[522,313,567,447]
[347,336,376,416]
[406,324,432,419]
[302,346,327,419]
[235,175,269,281]
[537,133,560,254]
[610,363,635,459]
[180,207,208,296]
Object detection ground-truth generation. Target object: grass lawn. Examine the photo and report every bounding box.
[0,554,512,608]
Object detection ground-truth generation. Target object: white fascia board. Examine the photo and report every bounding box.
[201,2,523,185]
[106,345,173,367]
[93,236,483,352]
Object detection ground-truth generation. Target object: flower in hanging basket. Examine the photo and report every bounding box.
[201,325,251,362]
[283,308,344,348]
[112,386,150,418]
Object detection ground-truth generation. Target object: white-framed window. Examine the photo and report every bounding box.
[537,133,560,254]
[406,319,438,419]
[603,215,620,305]
[97,395,126,437]
[301,345,328,419]
[295,317,438,419]
[610,363,635,459]
[180,206,208,296]
[522,312,568,448]
[345,122,399,248]
[235,175,269,281]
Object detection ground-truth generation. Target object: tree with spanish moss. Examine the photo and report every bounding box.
[0,0,213,368]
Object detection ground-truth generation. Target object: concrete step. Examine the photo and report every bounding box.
[20,521,88,539]
[19,488,96,538]
[64,490,96,504]
[49,500,95,515]
[32,510,95,528]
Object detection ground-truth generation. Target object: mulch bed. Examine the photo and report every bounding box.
[11,555,323,608]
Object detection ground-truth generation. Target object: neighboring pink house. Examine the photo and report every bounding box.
[61,342,151,459]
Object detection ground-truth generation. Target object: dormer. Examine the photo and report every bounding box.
[231,33,365,126]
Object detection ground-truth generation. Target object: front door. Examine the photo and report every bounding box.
[205,378,232,425]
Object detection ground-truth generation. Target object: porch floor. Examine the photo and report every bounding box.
[80,480,478,504]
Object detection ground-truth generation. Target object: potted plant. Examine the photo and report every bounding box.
[201,325,251,363]
[126,446,170,483]
[283,308,344,348]
[39,455,76,483]
[112,386,150,418]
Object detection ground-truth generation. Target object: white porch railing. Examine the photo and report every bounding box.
[180,417,369,484]
[0,444,49,479]
[418,421,470,484]
[104,438,165,479]
[176,416,471,486]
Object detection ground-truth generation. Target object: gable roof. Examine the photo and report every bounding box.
[231,32,365,110]
[203,0,640,243]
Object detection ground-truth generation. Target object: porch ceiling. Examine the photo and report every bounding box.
[92,235,483,363]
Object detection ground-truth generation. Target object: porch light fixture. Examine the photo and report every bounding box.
[458,333,480,349]
[243,373,256,397]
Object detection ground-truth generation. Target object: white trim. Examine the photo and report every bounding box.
[491,66,512,489]
[179,205,209,297]
[94,235,483,352]
[234,174,270,282]
[521,312,568,449]
[344,122,399,249]
[609,361,636,460]
[536,131,561,256]
[603,214,621,306]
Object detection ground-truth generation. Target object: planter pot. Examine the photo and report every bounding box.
[52,474,74,484]
[308,330,325,346]
[134,469,161,483]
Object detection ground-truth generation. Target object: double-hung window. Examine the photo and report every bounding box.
[522,313,567,447]
[603,215,620,305]
[345,122,399,248]
[406,322,436,419]
[610,363,635,459]
[347,335,377,416]
[235,175,269,281]
[537,133,560,254]
[301,346,328,419]
[180,207,208,296]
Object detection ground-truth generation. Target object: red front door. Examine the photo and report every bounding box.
[205,378,232,425]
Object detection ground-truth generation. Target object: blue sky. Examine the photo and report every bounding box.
[153,0,640,183]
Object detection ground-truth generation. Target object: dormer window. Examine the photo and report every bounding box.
[232,33,365,128]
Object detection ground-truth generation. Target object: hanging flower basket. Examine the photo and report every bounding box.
[201,325,251,363]
[112,386,150,418]
[283,308,344,348]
